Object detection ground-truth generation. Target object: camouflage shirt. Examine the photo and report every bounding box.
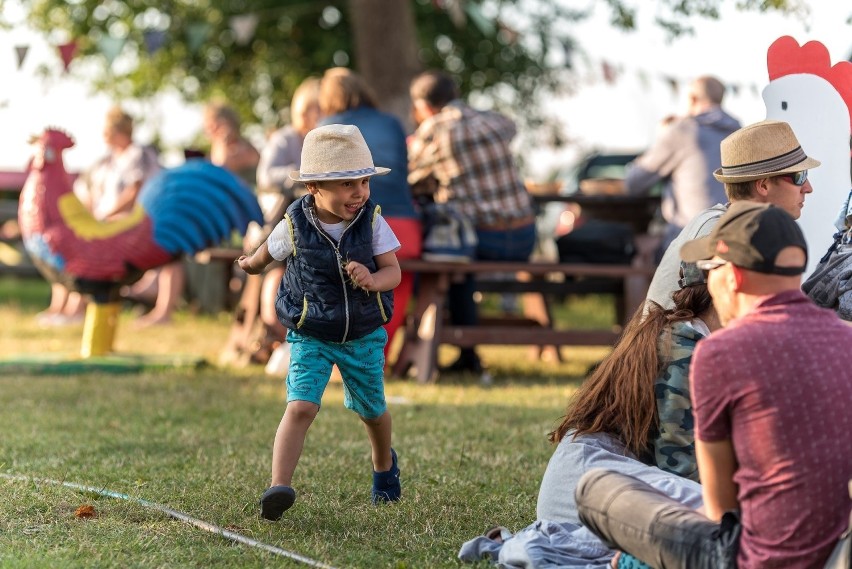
[652,319,707,482]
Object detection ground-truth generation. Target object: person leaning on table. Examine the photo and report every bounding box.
[407,70,537,375]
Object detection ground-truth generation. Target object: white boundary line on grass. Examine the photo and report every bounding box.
[1,473,338,569]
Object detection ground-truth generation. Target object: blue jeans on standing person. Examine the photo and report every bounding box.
[576,469,741,569]
[446,222,537,371]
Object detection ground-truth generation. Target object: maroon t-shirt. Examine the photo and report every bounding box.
[692,290,852,569]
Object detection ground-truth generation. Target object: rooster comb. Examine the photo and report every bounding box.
[767,36,852,132]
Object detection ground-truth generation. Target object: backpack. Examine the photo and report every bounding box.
[420,202,478,262]
[556,219,635,265]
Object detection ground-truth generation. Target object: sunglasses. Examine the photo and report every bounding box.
[695,259,728,279]
[777,170,808,186]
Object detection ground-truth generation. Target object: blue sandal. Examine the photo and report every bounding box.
[371,448,401,504]
[260,485,296,520]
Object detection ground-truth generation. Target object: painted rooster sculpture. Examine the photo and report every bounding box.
[19,128,263,357]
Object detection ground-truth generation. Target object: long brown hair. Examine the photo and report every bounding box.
[319,67,378,116]
[548,285,712,457]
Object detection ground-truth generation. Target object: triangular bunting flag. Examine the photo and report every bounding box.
[602,61,616,84]
[97,35,126,67]
[665,75,679,95]
[186,21,211,54]
[14,45,29,69]
[445,0,466,28]
[57,40,78,72]
[464,3,494,36]
[229,14,258,46]
[143,29,167,55]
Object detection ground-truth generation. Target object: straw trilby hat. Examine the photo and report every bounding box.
[289,124,390,182]
[713,119,820,183]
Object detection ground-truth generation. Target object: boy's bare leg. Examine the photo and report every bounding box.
[271,400,320,486]
[360,410,393,472]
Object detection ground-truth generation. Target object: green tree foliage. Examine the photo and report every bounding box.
[16,0,805,133]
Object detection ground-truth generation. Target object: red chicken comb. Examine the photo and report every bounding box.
[767,36,852,132]
[30,127,76,149]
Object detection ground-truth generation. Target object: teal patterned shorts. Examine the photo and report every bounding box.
[285,328,387,419]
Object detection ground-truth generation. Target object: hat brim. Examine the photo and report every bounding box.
[680,236,715,263]
[713,156,821,183]
[289,166,391,182]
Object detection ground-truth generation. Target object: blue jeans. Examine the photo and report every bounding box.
[448,223,537,332]
[576,469,741,569]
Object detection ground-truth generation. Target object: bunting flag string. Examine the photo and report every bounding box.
[576,56,762,101]
[9,3,767,102]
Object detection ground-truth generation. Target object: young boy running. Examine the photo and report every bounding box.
[238,124,402,520]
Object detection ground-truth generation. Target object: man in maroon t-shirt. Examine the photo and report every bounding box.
[576,202,852,568]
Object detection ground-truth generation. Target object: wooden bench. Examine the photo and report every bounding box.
[392,259,656,382]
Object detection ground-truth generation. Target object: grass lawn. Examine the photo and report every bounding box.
[0,276,613,568]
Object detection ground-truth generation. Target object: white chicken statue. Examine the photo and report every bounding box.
[762,36,852,275]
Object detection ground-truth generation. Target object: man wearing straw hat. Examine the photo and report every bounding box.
[238,124,403,520]
[645,119,819,311]
[576,202,852,568]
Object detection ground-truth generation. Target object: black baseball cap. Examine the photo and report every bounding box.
[680,202,807,275]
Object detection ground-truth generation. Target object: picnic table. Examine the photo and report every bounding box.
[391,258,656,382]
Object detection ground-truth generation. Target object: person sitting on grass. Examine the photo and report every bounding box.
[539,261,720,522]
[237,124,402,520]
[459,263,719,567]
[576,202,852,569]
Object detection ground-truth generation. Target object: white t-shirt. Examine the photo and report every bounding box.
[74,144,160,220]
[267,213,400,262]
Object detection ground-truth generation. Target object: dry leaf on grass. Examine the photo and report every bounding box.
[74,504,96,519]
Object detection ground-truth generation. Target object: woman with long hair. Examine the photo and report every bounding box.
[537,262,719,523]
[318,67,422,363]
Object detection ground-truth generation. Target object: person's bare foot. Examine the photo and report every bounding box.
[133,313,172,329]
[611,551,621,568]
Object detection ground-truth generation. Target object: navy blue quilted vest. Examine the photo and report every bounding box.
[274,195,393,343]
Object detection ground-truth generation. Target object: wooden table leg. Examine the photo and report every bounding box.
[391,272,447,382]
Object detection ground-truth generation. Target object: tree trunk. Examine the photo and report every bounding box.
[348,0,421,131]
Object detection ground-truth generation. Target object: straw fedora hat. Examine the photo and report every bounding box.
[713,119,820,183]
[289,124,390,182]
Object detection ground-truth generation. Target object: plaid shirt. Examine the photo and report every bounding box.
[408,100,534,228]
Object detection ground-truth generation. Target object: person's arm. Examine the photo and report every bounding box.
[237,241,274,275]
[102,180,143,219]
[653,342,699,481]
[623,123,680,196]
[257,133,298,194]
[345,251,401,292]
[695,438,739,521]
[223,136,260,173]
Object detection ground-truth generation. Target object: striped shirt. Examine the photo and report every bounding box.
[407,100,534,228]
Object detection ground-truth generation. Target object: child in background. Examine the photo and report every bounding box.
[237,124,402,520]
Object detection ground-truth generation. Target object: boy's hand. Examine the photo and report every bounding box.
[237,254,262,275]
[237,242,273,275]
[345,261,377,291]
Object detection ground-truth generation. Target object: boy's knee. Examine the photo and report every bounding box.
[285,400,320,422]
